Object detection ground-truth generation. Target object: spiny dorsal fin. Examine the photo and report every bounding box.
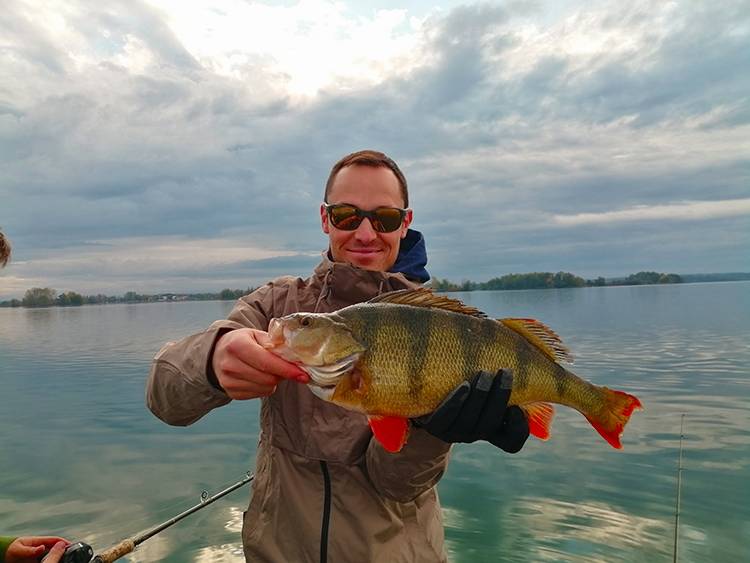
[499,318,574,364]
[368,288,487,318]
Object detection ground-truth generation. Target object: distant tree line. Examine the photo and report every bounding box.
[0,271,693,307]
[0,287,256,308]
[431,271,683,292]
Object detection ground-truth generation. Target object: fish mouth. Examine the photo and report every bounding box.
[267,318,286,347]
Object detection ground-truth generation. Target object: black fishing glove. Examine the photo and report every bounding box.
[416,369,529,453]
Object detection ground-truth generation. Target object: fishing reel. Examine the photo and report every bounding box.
[41,542,94,563]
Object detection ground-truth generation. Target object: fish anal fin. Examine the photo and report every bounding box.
[520,402,555,441]
[500,318,574,364]
[368,415,410,453]
[585,389,643,449]
[368,288,487,318]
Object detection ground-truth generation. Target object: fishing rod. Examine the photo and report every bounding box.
[672,414,685,563]
[49,472,254,563]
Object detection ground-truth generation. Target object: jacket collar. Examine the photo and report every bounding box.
[393,229,430,283]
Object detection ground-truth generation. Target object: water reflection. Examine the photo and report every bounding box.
[193,543,244,562]
[508,496,674,561]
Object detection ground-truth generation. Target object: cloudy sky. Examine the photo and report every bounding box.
[1,0,748,298]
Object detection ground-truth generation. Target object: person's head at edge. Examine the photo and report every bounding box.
[0,230,10,268]
[321,150,413,273]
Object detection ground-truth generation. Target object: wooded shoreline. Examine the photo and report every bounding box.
[4,271,748,309]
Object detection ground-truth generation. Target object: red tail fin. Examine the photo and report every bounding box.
[586,389,643,449]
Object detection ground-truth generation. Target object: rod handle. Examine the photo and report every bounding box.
[92,539,135,563]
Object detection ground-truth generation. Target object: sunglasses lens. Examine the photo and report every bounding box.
[372,208,404,233]
[329,205,362,230]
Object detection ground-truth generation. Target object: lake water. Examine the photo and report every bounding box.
[1,282,748,562]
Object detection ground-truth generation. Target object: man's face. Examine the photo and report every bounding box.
[321,164,412,272]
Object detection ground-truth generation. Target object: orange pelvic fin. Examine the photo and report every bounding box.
[368,415,410,453]
[586,389,643,449]
[520,402,555,440]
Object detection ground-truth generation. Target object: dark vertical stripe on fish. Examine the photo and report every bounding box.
[479,316,498,353]
[406,306,428,399]
[554,364,569,398]
[513,332,532,392]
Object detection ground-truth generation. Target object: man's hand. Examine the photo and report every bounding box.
[211,328,309,399]
[6,537,68,563]
[416,369,529,453]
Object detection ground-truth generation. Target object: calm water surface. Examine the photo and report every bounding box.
[1,282,748,562]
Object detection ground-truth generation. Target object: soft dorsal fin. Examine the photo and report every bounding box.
[500,318,574,364]
[367,288,487,318]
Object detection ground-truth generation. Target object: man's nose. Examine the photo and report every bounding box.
[354,217,378,242]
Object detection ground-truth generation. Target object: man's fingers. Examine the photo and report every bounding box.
[476,376,512,435]
[19,536,67,548]
[41,541,68,563]
[230,383,278,400]
[248,333,309,380]
[217,358,281,388]
[220,369,279,396]
[226,330,308,381]
[11,541,44,558]
[454,371,494,435]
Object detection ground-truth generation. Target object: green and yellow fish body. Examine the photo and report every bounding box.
[267,289,641,452]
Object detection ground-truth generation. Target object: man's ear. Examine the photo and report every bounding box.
[321,204,330,234]
[400,209,413,238]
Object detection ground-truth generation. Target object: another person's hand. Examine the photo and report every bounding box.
[211,328,309,399]
[416,369,529,453]
[5,537,68,563]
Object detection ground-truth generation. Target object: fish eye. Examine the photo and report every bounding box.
[300,316,312,327]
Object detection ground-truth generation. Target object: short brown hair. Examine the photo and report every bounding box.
[324,150,409,207]
[0,231,10,268]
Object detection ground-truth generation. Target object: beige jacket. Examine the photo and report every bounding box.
[146,255,451,562]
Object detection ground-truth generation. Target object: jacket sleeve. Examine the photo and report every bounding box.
[145,284,276,426]
[364,427,452,503]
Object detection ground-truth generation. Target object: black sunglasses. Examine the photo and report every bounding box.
[324,203,407,233]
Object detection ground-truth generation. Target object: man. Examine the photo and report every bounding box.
[146,150,528,562]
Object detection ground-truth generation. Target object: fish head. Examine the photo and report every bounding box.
[267,312,365,387]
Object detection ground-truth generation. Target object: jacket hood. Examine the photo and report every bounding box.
[392,229,430,283]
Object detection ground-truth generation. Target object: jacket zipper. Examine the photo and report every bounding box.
[320,461,331,563]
